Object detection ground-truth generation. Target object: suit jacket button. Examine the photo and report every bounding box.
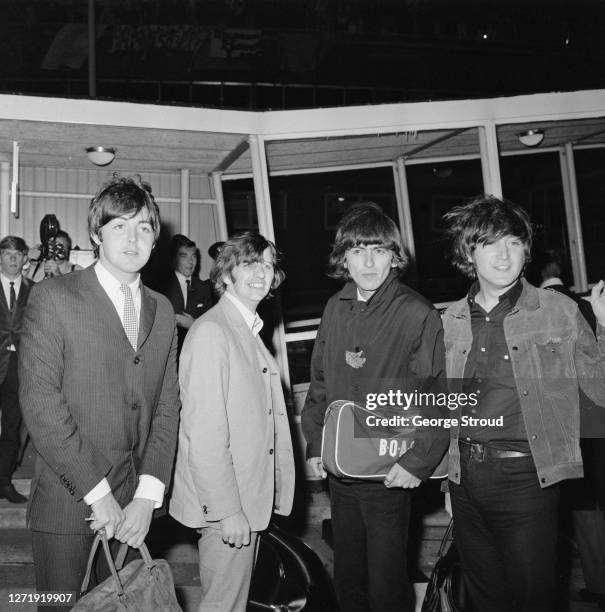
[262,367,268,373]
[202,505,208,514]
[133,356,141,364]
[269,449,274,455]
[132,404,139,411]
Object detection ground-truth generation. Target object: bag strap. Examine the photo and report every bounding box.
[437,518,455,558]
[114,540,154,570]
[79,530,124,597]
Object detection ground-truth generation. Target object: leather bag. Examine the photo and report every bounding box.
[321,400,448,480]
[71,531,182,611]
[421,519,467,612]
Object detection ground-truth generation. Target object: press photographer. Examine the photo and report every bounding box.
[28,216,81,282]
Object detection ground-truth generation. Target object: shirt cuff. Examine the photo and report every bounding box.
[83,478,111,506]
[134,475,165,509]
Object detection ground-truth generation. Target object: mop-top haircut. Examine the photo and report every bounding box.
[327,201,407,280]
[443,194,533,279]
[88,174,161,251]
[210,231,285,297]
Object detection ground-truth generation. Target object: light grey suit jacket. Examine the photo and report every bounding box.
[19,266,181,534]
[169,295,295,532]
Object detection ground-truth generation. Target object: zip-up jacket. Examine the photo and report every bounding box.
[302,271,448,480]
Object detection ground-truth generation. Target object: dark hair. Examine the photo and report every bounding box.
[55,230,72,252]
[169,234,197,269]
[443,195,533,279]
[88,175,161,251]
[327,202,407,280]
[208,241,225,261]
[0,235,28,254]
[210,231,285,297]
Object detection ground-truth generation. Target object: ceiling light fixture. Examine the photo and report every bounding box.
[518,129,545,148]
[86,146,116,166]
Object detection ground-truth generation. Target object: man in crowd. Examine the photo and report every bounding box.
[302,202,447,611]
[170,231,295,612]
[162,234,213,356]
[442,195,605,612]
[20,176,180,609]
[0,236,32,504]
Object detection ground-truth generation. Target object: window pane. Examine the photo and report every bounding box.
[407,160,483,303]
[500,153,569,287]
[575,148,605,284]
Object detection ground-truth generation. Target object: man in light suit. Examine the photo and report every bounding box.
[20,176,180,608]
[0,236,32,504]
[170,231,295,612]
[162,234,213,357]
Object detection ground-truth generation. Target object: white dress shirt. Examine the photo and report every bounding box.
[224,291,264,337]
[174,270,191,309]
[83,262,165,508]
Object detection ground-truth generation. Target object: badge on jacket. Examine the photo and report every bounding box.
[345,349,366,369]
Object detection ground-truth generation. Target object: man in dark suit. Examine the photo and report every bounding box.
[20,176,180,607]
[162,234,213,356]
[0,236,32,504]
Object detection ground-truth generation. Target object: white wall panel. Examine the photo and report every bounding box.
[7,166,220,278]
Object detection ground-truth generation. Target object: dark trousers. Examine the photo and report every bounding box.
[329,475,412,612]
[31,530,139,612]
[449,453,560,612]
[0,353,21,486]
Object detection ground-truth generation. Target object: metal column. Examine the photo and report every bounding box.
[180,168,190,236]
[249,135,291,391]
[559,145,588,291]
[0,161,9,236]
[211,172,229,241]
[478,123,503,198]
[393,157,416,260]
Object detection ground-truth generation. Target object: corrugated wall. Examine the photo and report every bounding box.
[8,166,219,277]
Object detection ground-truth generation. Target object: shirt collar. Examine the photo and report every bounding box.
[175,270,191,283]
[0,273,22,287]
[468,277,523,309]
[94,261,140,297]
[224,291,264,336]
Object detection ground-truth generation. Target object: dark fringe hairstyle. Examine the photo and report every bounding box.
[88,174,161,252]
[327,201,407,281]
[442,194,533,279]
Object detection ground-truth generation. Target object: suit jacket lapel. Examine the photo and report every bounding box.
[138,284,157,349]
[81,267,134,349]
[168,273,185,312]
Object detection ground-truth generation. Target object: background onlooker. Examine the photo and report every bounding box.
[161,234,213,357]
[0,235,33,504]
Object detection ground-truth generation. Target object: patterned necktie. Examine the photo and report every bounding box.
[9,281,15,312]
[120,283,138,350]
[185,279,191,309]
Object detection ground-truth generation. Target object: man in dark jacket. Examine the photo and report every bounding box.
[162,234,213,356]
[0,235,32,504]
[302,202,448,612]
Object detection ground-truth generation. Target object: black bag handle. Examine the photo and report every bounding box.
[79,530,155,597]
[437,518,454,558]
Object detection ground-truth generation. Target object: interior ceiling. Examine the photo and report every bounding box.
[1,115,605,178]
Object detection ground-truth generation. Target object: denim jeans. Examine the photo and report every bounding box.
[329,475,412,612]
[450,452,560,612]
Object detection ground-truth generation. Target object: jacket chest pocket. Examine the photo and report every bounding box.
[533,335,575,380]
[445,340,469,379]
